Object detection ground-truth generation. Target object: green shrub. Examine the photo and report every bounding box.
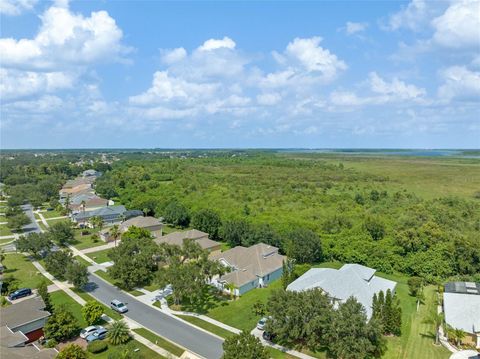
[44,339,57,348]
[87,340,108,353]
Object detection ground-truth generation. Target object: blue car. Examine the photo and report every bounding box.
[85,327,108,342]
[8,288,32,301]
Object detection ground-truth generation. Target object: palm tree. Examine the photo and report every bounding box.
[107,320,130,345]
[80,200,86,214]
[424,312,444,345]
[110,224,121,247]
[452,328,465,346]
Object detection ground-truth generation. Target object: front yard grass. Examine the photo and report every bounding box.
[133,328,185,357]
[206,279,283,332]
[72,227,104,250]
[50,290,88,328]
[0,224,13,236]
[86,249,113,264]
[93,270,146,297]
[41,210,63,219]
[71,288,123,321]
[73,255,92,267]
[175,314,235,339]
[2,253,52,288]
[45,218,70,226]
[89,339,166,359]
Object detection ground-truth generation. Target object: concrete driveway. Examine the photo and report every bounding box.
[84,274,224,359]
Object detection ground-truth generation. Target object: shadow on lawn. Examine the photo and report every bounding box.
[172,286,230,314]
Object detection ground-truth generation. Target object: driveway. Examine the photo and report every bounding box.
[85,274,224,359]
[21,204,42,234]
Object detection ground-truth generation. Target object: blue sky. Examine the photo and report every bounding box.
[1,0,479,149]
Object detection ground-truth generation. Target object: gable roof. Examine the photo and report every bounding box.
[444,292,480,334]
[0,297,50,330]
[120,216,162,231]
[286,264,397,318]
[73,205,126,220]
[211,243,285,285]
[153,229,220,250]
[1,326,56,358]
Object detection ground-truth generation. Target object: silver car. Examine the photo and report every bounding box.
[110,299,128,313]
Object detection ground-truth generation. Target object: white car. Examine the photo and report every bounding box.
[110,299,128,313]
[257,317,268,330]
[80,325,102,339]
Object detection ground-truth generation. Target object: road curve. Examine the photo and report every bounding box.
[85,274,224,359]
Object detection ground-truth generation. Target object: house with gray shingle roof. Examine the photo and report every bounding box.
[287,263,396,318]
[444,282,480,348]
[71,205,126,225]
[154,229,221,252]
[210,243,286,295]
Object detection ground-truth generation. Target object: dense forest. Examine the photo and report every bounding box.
[90,152,480,283]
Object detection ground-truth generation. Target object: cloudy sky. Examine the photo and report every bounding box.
[1,0,479,149]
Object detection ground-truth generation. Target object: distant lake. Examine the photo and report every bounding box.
[278,149,480,158]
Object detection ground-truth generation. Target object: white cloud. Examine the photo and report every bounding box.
[160,47,187,64]
[438,66,480,101]
[129,71,218,106]
[198,37,236,51]
[0,68,76,101]
[345,21,368,35]
[257,93,282,106]
[369,72,426,99]
[284,37,347,77]
[431,1,480,49]
[0,0,37,15]
[0,4,129,70]
[387,0,429,31]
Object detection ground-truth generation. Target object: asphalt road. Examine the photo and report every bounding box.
[21,204,42,234]
[85,274,224,359]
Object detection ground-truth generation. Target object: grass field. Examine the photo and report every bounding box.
[0,236,14,245]
[133,328,185,357]
[86,249,113,264]
[2,253,52,288]
[41,209,64,219]
[71,288,123,321]
[73,255,92,267]
[313,155,480,200]
[45,218,70,226]
[72,227,105,250]
[0,224,13,236]
[89,339,166,359]
[50,290,88,328]
[176,314,235,339]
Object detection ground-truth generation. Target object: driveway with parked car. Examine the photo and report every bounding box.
[85,273,224,359]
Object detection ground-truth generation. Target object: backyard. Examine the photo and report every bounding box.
[72,227,105,250]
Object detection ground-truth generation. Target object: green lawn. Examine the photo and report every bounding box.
[86,249,113,264]
[41,210,63,219]
[45,218,70,226]
[0,236,14,245]
[206,280,283,332]
[133,328,185,357]
[38,221,48,232]
[50,290,88,328]
[93,270,146,296]
[0,224,13,236]
[268,348,302,359]
[382,284,450,359]
[2,253,52,288]
[73,255,92,267]
[89,339,166,359]
[72,227,105,250]
[176,314,235,339]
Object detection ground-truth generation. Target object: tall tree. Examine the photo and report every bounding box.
[223,331,269,359]
[285,228,323,263]
[109,224,121,247]
[192,209,222,240]
[45,250,73,280]
[163,201,190,227]
[48,221,75,246]
[44,306,79,342]
[326,297,386,359]
[15,233,52,258]
[38,280,53,313]
[82,301,104,325]
[65,261,89,289]
[424,312,444,345]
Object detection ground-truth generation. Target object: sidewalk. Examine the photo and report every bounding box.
[32,258,179,358]
[80,241,119,254]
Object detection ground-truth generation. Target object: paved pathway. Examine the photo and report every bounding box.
[80,241,119,253]
[31,259,178,358]
[86,273,223,359]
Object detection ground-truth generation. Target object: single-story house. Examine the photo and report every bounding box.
[119,216,163,233]
[59,183,92,199]
[153,229,221,252]
[0,296,51,343]
[0,326,57,358]
[72,205,126,225]
[62,177,95,189]
[287,263,397,319]
[210,243,286,296]
[444,282,480,348]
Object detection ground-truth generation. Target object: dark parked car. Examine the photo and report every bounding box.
[262,331,276,342]
[8,288,32,300]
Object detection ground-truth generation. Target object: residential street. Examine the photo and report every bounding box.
[85,274,224,359]
[21,204,42,234]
